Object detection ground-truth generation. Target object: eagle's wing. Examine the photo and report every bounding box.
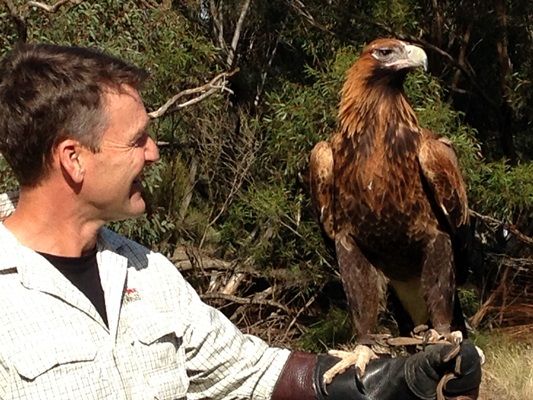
[418,131,469,232]
[309,141,335,239]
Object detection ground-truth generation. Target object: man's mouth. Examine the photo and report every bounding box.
[132,176,143,191]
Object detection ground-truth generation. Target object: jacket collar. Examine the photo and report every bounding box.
[0,191,18,222]
[0,219,128,333]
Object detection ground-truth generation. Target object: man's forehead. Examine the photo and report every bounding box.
[101,85,149,136]
[102,84,144,104]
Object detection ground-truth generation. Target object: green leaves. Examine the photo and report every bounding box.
[469,161,533,220]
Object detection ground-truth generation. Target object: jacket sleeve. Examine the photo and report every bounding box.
[161,254,291,400]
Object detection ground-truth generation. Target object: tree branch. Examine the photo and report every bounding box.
[254,27,284,107]
[451,21,473,92]
[226,0,251,67]
[148,69,238,119]
[201,292,290,314]
[470,209,533,246]
[209,0,227,52]
[198,116,257,248]
[27,0,83,13]
[286,0,333,34]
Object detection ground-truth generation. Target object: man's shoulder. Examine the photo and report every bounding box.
[98,228,192,306]
[98,227,149,255]
[98,227,177,275]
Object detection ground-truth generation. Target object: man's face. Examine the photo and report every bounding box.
[81,85,159,222]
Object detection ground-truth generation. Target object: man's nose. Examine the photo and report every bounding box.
[145,136,160,163]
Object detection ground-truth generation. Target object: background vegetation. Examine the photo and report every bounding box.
[1,1,532,397]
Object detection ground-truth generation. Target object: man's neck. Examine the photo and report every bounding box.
[3,186,103,257]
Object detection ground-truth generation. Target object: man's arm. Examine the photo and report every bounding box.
[0,358,8,399]
[169,264,290,400]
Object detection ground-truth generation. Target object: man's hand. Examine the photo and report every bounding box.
[271,341,482,400]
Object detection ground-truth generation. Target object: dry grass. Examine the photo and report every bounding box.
[476,332,533,400]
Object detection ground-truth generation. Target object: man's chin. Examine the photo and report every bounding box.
[110,199,146,222]
[129,197,147,217]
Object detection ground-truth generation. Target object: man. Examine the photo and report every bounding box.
[0,43,481,400]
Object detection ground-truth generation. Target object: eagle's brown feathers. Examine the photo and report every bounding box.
[309,38,469,337]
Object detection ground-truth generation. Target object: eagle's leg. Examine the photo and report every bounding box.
[322,234,384,384]
[335,233,385,338]
[420,231,455,335]
[420,231,467,362]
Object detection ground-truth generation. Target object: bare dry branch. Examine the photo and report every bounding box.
[226,0,251,67]
[201,292,291,314]
[282,290,319,341]
[254,29,283,107]
[451,22,472,92]
[470,209,533,246]
[171,245,235,272]
[199,165,248,246]
[222,272,246,295]
[140,0,158,9]
[3,0,18,14]
[198,119,258,248]
[209,0,227,52]
[148,69,238,119]
[27,0,83,13]
[287,0,330,32]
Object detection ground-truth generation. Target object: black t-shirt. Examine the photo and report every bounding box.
[38,249,109,327]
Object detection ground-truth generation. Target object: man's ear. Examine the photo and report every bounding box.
[55,139,86,183]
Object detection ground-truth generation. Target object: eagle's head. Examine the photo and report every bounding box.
[339,38,427,134]
[362,38,428,73]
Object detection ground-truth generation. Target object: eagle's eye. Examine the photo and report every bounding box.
[376,48,393,57]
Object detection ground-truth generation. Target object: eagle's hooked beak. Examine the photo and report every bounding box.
[384,43,428,72]
[404,44,428,71]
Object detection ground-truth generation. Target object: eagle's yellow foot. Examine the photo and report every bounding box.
[323,345,378,385]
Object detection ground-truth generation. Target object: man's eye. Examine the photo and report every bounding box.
[132,133,149,147]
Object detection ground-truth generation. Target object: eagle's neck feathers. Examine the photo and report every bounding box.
[337,62,420,161]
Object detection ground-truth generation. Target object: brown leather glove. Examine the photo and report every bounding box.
[271,341,482,400]
[270,351,370,400]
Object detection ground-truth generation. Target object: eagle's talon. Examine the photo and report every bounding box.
[413,324,429,335]
[323,345,377,385]
[446,330,463,345]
